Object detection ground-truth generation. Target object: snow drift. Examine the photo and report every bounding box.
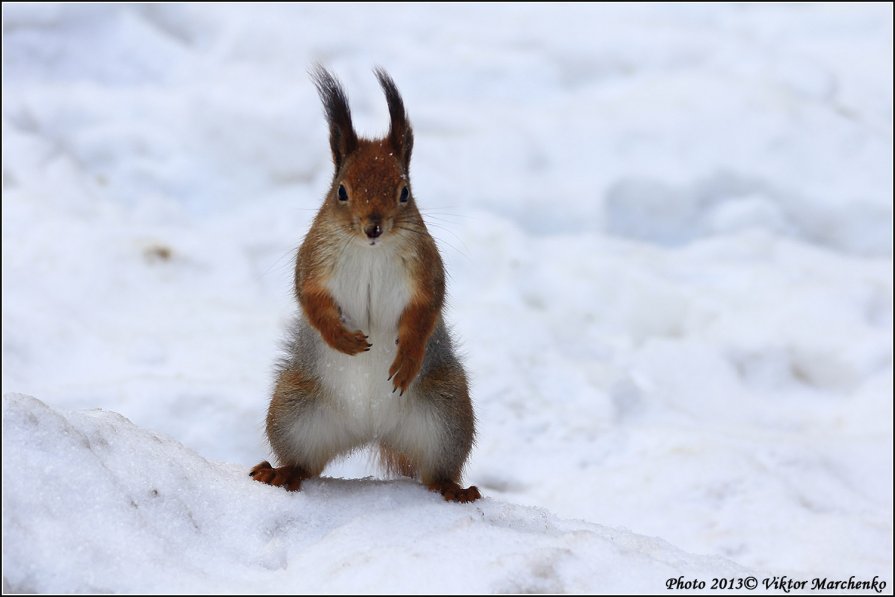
[2,393,749,593]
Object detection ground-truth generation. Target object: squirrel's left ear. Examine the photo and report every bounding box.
[374,67,414,170]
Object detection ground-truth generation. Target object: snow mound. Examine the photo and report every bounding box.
[2,393,748,593]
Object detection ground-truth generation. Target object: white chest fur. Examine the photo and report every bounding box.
[325,241,412,334]
[319,241,414,436]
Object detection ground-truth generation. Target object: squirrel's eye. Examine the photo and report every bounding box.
[399,186,409,203]
[337,185,348,202]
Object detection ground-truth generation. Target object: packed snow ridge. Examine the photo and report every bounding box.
[2,394,749,593]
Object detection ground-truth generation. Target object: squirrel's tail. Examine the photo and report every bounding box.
[378,444,418,479]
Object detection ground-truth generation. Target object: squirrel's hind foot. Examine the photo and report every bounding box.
[426,480,481,503]
[250,460,307,492]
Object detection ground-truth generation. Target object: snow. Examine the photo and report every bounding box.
[2,2,892,592]
[3,393,751,593]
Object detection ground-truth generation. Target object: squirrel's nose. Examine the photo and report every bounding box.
[365,223,382,239]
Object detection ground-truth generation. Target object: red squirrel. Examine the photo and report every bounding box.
[250,67,480,503]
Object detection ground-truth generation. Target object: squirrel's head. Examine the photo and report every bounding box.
[312,66,417,247]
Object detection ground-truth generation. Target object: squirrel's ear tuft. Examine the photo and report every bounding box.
[374,67,413,169]
[311,65,358,171]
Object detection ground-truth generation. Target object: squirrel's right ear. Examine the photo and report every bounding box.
[311,65,358,171]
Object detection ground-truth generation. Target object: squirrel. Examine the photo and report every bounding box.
[250,67,480,503]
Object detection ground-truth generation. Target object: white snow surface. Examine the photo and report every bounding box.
[2,3,893,593]
[3,393,750,593]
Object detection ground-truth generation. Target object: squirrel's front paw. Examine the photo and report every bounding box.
[388,343,423,395]
[329,326,371,355]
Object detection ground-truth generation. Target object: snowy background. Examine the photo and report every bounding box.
[2,3,892,592]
